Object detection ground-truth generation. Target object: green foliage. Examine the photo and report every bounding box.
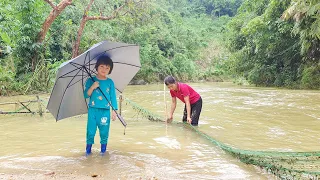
[301,64,320,89]
[281,0,320,89]
[8,0,319,95]
[14,0,48,73]
[0,56,18,95]
[224,0,320,89]
[0,0,18,58]
[0,0,242,95]
[190,0,243,17]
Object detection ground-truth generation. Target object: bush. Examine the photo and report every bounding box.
[301,64,320,89]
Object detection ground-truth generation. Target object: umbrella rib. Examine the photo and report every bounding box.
[57,67,81,79]
[66,62,97,88]
[57,75,88,78]
[56,62,96,79]
[55,65,84,120]
[70,62,97,75]
[81,65,88,110]
[81,45,140,68]
[57,61,84,78]
[67,73,122,93]
[48,43,140,122]
[68,62,123,92]
[83,61,141,69]
[68,74,90,88]
[88,45,139,64]
[116,87,122,93]
[57,45,139,79]
[113,62,141,68]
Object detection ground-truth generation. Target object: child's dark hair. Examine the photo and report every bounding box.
[95,55,113,74]
[164,76,176,85]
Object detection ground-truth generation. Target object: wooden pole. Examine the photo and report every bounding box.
[164,83,169,122]
[119,94,123,116]
[36,95,43,116]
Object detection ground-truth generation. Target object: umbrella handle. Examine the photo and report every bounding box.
[83,66,127,129]
[116,111,127,127]
[115,111,126,135]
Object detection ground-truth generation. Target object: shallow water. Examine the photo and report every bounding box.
[0,82,319,179]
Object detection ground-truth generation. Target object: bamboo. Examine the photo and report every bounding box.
[0,97,49,115]
[18,101,33,114]
[0,100,38,106]
[37,95,43,116]
[119,94,123,116]
[0,111,35,114]
[164,83,168,122]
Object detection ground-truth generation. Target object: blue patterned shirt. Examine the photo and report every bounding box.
[84,76,118,110]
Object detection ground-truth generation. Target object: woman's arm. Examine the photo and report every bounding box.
[184,96,192,124]
[168,97,177,121]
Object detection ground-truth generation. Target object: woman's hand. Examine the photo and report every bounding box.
[167,114,173,123]
[187,117,192,124]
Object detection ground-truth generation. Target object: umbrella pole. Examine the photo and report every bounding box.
[83,66,127,132]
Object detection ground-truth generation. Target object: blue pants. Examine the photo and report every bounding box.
[87,107,111,144]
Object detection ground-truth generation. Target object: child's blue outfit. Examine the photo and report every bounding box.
[84,76,118,154]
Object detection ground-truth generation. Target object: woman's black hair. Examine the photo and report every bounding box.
[164,76,176,85]
[95,55,113,74]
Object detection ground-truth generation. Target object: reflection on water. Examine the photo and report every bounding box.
[1,82,319,179]
[153,136,181,150]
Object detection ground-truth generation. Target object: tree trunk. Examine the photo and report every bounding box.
[32,0,72,71]
[38,0,73,43]
[72,16,88,58]
[71,0,133,58]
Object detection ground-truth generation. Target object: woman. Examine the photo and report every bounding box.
[164,76,202,126]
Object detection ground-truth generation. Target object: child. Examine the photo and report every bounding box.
[164,76,202,126]
[83,55,118,155]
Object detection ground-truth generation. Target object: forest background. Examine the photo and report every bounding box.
[0,0,319,95]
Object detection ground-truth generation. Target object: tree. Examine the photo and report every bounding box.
[38,0,73,43]
[281,0,320,58]
[72,0,145,58]
[281,0,320,89]
[27,0,73,71]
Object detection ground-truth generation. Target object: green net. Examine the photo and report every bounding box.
[125,98,320,180]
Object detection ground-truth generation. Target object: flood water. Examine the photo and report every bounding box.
[0,82,319,179]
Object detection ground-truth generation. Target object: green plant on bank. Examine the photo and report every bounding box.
[0,56,17,96]
[0,56,62,96]
[224,0,320,89]
[301,64,320,89]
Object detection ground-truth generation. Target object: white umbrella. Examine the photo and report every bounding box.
[47,41,140,127]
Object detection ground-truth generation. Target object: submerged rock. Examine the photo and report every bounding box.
[130,79,147,85]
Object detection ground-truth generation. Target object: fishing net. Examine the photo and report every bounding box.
[124,98,320,180]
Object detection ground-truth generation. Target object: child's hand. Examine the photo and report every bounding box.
[91,82,99,90]
[112,111,117,121]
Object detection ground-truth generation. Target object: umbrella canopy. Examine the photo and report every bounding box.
[47,41,140,121]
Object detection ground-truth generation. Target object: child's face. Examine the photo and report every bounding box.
[97,64,110,77]
[167,83,177,91]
